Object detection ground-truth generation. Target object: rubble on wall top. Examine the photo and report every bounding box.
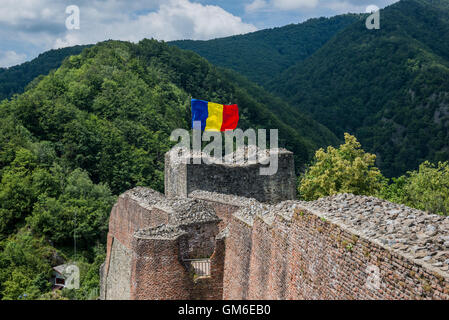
[123,187,165,207]
[231,146,292,165]
[134,224,186,240]
[189,190,259,208]
[189,191,287,226]
[167,146,291,167]
[124,187,220,226]
[299,193,449,273]
[131,195,219,239]
[271,200,301,221]
[207,190,449,275]
[235,201,273,226]
[190,190,274,226]
[163,198,220,225]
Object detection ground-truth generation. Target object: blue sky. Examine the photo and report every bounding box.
[0,0,399,68]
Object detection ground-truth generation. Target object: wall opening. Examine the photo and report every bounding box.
[184,258,211,279]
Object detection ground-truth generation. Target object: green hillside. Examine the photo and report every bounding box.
[268,0,449,177]
[3,0,449,299]
[170,14,361,86]
[0,45,91,101]
[0,39,338,299]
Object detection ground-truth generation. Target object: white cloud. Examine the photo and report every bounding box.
[0,50,27,68]
[245,0,319,12]
[0,0,42,25]
[0,0,257,57]
[245,0,398,13]
[273,0,319,10]
[324,1,367,13]
[245,0,269,13]
[54,0,257,48]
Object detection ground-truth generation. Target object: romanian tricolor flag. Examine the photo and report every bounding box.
[191,99,239,131]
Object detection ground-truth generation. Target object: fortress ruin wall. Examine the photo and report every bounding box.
[100,148,449,300]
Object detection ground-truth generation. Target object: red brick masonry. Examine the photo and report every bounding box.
[101,189,449,300]
[100,148,449,300]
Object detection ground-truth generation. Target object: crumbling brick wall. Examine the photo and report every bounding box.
[248,217,273,299]
[107,189,167,250]
[101,188,226,300]
[223,218,253,299]
[101,189,167,300]
[102,188,449,300]
[101,147,449,300]
[130,229,192,300]
[208,193,449,300]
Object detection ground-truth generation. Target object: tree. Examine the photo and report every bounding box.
[299,133,386,200]
[381,161,449,215]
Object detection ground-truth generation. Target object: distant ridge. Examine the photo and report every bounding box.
[170,14,362,87]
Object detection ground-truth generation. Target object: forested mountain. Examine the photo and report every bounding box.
[269,0,449,177]
[0,45,91,101]
[2,0,449,299]
[0,40,337,299]
[169,0,449,178]
[170,14,361,86]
